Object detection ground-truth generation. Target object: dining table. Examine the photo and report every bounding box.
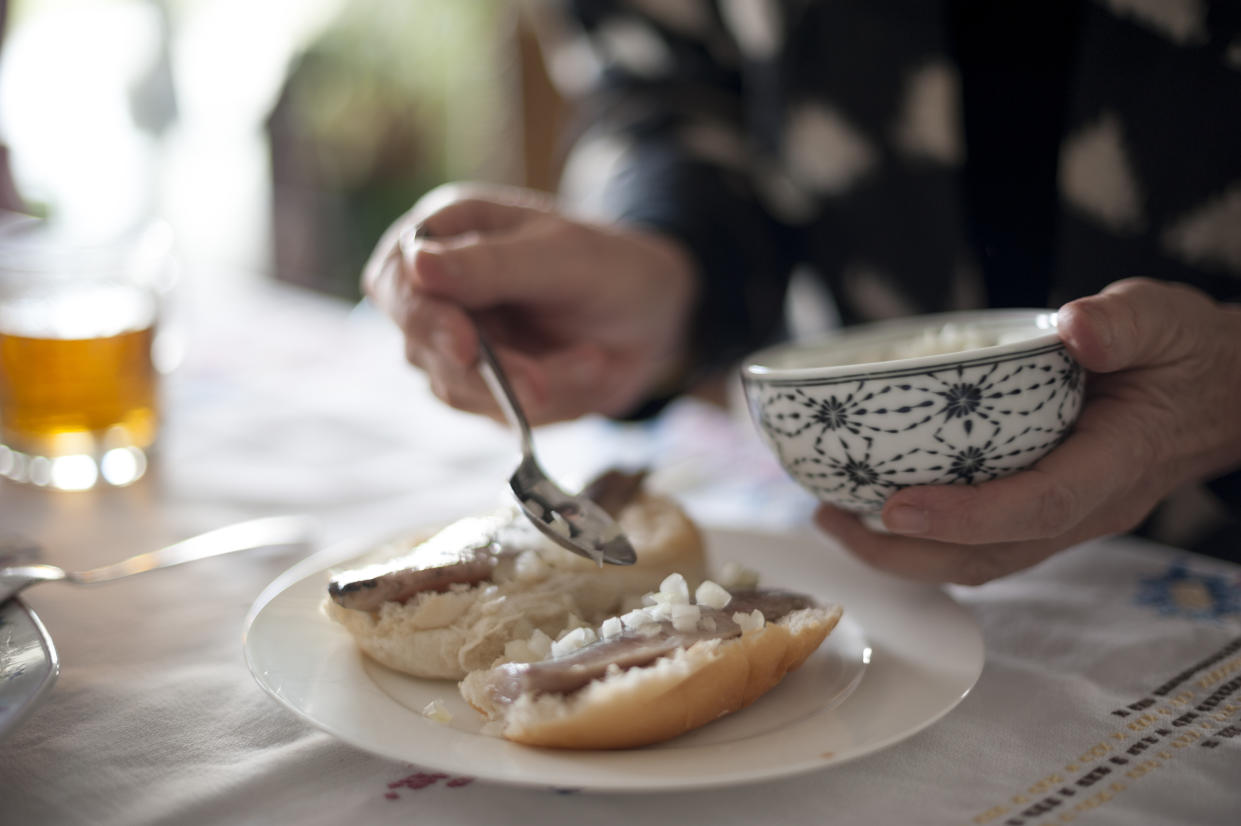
[1,273,1238,826]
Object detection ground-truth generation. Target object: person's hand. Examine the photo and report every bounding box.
[363,183,698,424]
[813,278,1241,585]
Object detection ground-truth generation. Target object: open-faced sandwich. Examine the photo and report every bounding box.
[461,573,842,749]
[324,470,842,748]
[324,471,707,679]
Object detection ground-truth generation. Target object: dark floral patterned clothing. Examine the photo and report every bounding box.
[541,0,1241,553]
[548,0,1240,359]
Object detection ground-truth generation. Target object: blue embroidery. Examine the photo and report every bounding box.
[1135,561,1241,621]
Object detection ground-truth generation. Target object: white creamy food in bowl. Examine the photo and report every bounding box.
[741,309,1085,513]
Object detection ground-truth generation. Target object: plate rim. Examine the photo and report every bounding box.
[0,597,60,741]
[243,526,984,792]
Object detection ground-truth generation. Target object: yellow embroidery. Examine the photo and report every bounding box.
[969,649,1241,825]
[1197,655,1241,690]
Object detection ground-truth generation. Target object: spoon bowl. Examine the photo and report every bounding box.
[475,336,636,566]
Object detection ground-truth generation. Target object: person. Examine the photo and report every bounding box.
[363,0,1241,585]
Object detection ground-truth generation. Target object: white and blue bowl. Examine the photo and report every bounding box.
[741,309,1085,513]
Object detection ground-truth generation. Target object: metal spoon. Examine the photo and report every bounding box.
[403,222,635,566]
[475,335,636,566]
[0,515,311,604]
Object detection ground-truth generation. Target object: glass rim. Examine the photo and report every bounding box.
[0,218,175,277]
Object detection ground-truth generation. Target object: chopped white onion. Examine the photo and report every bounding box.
[621,607,654,630]
[670,603,701,632]
[421,699,453,724]
[527,629,553,659]
[647,601,674,622]
[658,573,690,604]
[600,616,624,639]
[694,580,732,609]
[551,626,598,658]
[546,510,572,538]
[513,550,548,581]
[718,561,760,590]
[636,622,663,638]
[504,638,537,663]
[733,608,766,633]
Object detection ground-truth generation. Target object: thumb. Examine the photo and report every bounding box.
[1057,278,1197,373]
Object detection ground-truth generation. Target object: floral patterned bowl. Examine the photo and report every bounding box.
[741,310,1085,513]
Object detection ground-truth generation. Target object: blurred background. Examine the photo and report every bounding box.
[0,0,567,300]
[0,0,811,521]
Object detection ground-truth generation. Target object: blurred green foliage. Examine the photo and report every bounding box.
[269,0,513,298]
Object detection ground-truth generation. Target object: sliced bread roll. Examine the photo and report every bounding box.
[324,489,706,679]
[460,585,842,749]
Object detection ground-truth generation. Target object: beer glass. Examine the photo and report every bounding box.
[0,219,177,490]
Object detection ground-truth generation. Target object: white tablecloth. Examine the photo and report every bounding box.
[2,280,1239,825]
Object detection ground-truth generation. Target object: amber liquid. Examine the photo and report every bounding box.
[0,320,159,457]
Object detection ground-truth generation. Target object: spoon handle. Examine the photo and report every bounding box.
[476,334,535,457]
[0,515,312,605]
[72,515,312,584]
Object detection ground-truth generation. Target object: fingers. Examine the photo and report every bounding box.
[397,292,476,372]
[877,394,1153,545]
[815,507,978,583]
[362,238,406,320]
[403,218,587,309]
[1057,277,1207,373]
[395,293,494,415]
[819,278,1227,584]
[814,506,1065,586]
[410,329,611,426]
[363,185,679,425]
[363,184,556,314]
[878,470,1084,546]
[406,190,554,242]
[395,285,611,423]
[509,342,613,423]
[404,316,549,424]
[877,462,1091,547]
[370,190,588,311]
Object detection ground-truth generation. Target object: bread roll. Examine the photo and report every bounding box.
[460,594,841,750]
[325,490,706,679]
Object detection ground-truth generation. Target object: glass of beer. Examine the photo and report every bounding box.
[0,219,177,490]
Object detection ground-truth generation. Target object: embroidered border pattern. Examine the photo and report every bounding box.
[970,635,1241,825]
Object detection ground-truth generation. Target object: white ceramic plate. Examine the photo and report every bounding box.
[0,598,59,741]
[244,528,983,792]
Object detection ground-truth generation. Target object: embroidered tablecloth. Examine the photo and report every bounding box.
[1,280,1237,826]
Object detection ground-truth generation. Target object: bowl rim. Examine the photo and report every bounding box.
[742,308,1065,382]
